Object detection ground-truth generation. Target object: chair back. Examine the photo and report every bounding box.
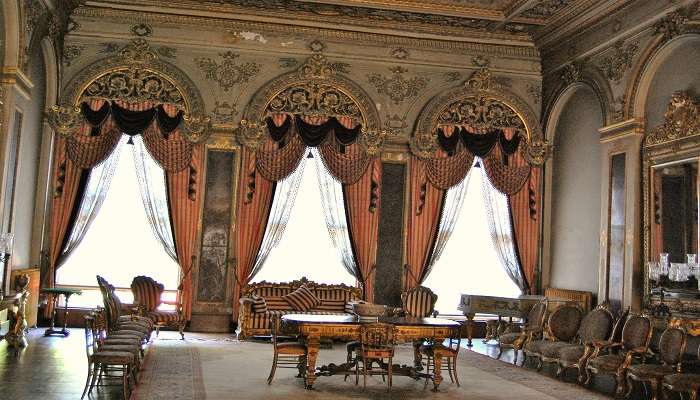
[525,298,548,331]
[610,307,630,343]
[360,323,394,353]
[621,314,652,352]
[658,327,687,367]
[577,304,615,344]
[131,275,164,312]
[84,314,99,359]
[546,304,583,342]
[96,276,120,332]
[401,286,437,318]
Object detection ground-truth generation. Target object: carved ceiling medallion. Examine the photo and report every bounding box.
[645,91,700,147]
[195,51,261,91]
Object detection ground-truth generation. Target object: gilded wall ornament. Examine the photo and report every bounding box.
[471,55,491,68]
[444,71,462,83]
[62,45,85,67]
[157,47,177,59]
[309,39,325,52]
[521,0,572,19]
[195,51,261,92]
[279,58,299,69]
[560,62,581,86]
[391,47,410,60]
[359,128,387,156]
[212,101,238,124]
[130,23,153,37]
[99,42,120,54]
[523,139,552,167]
[83,67,184,105]
[182,114,213,143]
[612,96,626,122]
[367,66,429,105]
[645,91,699,146]
[47,105,83,137]
[599,41,639,83]
[384,114,408,136]
[654,11,688,41]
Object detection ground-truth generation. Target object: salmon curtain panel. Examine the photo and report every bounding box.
[46,99,201,319]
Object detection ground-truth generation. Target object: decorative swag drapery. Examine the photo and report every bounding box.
[405,125,540,294]
[46,99,202,319]
[232,114,380,320]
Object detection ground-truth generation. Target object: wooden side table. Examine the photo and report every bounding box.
[41,287,82,336]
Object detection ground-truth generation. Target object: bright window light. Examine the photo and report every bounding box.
[56,139,180,309]
[423,168,521,315]
[254,156,355,285]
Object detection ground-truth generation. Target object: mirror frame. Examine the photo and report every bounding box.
[643,91,700,311]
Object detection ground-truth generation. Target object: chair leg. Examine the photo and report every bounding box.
[122,365,129,400]
[649,379,659,400]
[363,356,368,389]
[513,349,519,365]
[584,367,592,386]
[268,353,278,385]
[690,388,698,400]
[447,358,454,383]
[388,357,393,390]
[355,357,360,386]
[452,358,460,387]
[155,325,160,337]
[81,362,93,399]
[497,346,503,360]
[625,374,634,398]
[615,372,626,398]
[88,363,100,394]
[178,321,185,340]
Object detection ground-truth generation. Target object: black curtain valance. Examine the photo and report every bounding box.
[437,127,521,157]
[265,114,361,147]
[80,101,183,137]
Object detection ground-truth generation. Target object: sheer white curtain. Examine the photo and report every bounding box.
[480,164,526,293]
[312,148,360,281]
[60,135,126,264]
[131,135,177,262]
[249,153,306,280]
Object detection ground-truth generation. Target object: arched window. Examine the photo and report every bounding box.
[56,136,180,308]
[423,164,521,315]
[253,154,355,285]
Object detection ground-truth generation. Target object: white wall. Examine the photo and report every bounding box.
[549,86,604,294]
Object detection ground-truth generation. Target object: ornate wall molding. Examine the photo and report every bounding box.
[645,91,699,147]
[598,40,639,84]
[240,51,384,155]
[195,51,261,92]
[367,67,429,105]
[55,38,210,142]
[412,68,549,165]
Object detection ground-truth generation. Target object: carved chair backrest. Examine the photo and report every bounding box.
[360,323,394,353]
[621,314,652,352]
[658,327,687,367]
[610,307,630,344]
[245,277,362,302]
[577,304,615,344]
[84,315,98,359]
[401,286,438,318]
[526,299,548,331]
[131,275,165,311]
[546,304,583,342]
[96,275,126,332]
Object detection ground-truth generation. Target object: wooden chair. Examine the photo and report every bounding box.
[662,345,700,400]
[401,286,438,317]
[497,298,548,365]
[585,313,653,397]
[81,315,136,400]
[131,275,185,339]
[357,322,395,389]
[267,314,307,385]
[554,303,615,381]
[626,326,686,400]
[419,335,462,387]
[524,303,583,371]
[96,275,153,342]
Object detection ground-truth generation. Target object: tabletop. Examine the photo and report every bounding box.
[281,313,461,327]
[40,287,83,295]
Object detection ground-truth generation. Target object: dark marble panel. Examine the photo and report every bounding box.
[197,150,235,303]
[374,163,406,307]
[608,153,626,310]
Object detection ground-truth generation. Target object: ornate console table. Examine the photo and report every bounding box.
[281,314,461,390]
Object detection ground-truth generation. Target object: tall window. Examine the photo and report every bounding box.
[423,166,521,315]
[57,138,180,308]
[254,156,355,285]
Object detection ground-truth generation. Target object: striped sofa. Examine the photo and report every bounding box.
[236,277,362,339]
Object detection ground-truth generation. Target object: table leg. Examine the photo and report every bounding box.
[466,314,474,347]
[61,294,72,336]
[44,295,59,336]
[305,334,320,389]
[432,342,445,391]
[413,340,423,370]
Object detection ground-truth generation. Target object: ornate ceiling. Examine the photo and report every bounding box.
[83,0,632,45]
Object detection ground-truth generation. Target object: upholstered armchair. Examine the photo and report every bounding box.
[523,303,583,370]
[663,345,700,400]
[554,303,615,381]
[497,298,548,366]
[401,286,438,318]
[130,275,185,339]
[96,275,153,339]
[626,327,686,400]
[584,313,653,397]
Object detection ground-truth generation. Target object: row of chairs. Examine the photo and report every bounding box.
[501,300,700,399]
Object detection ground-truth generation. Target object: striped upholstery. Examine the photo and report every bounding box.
[146,310,180,323]
[251,294,268,313]
[401,286,438,318]
[251,310,347,330]
[131,276,164,311]
[283,285,321,311]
